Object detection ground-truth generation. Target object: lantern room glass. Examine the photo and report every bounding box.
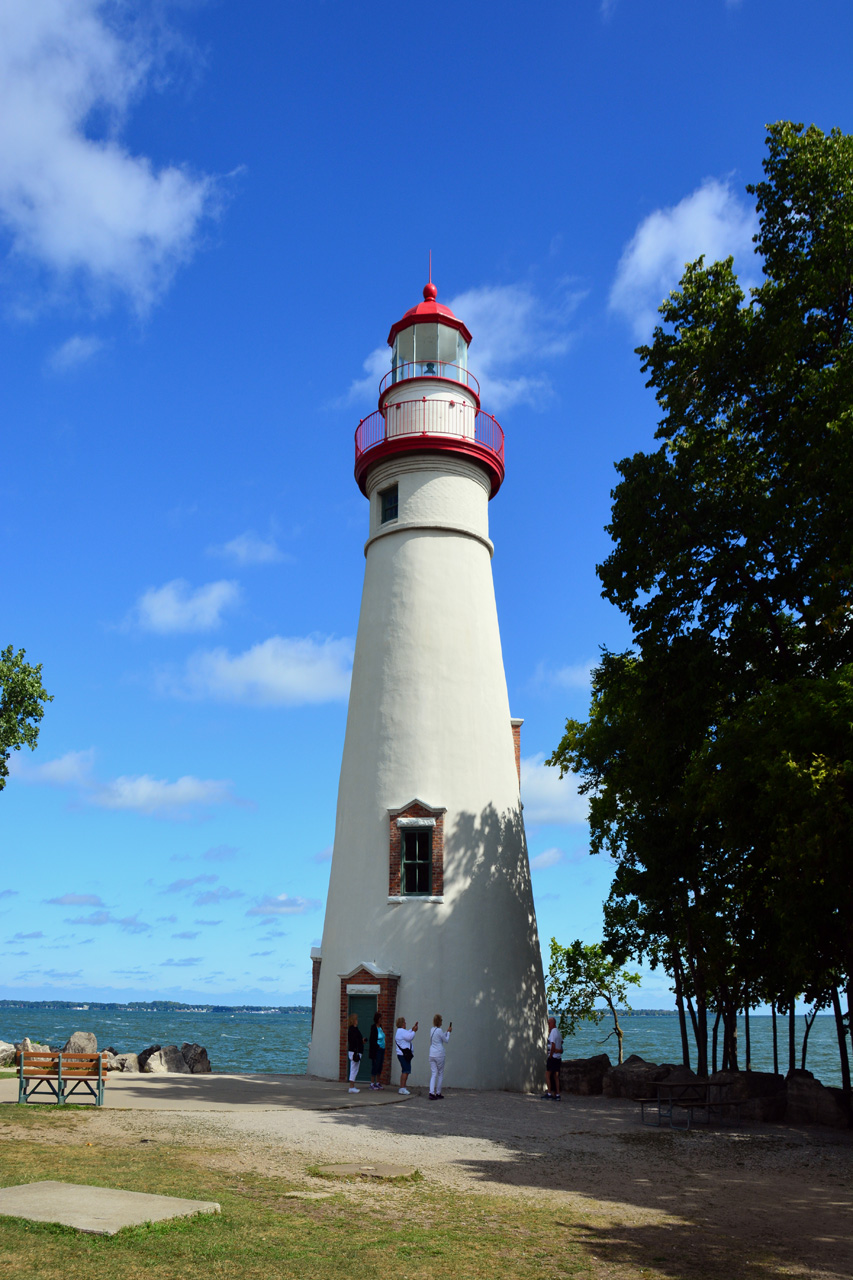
[390,324,468,384]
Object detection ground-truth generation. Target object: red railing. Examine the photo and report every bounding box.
[355,397,504,468]
[379,362,480,398]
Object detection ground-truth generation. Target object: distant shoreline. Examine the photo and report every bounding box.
[0,999,311,1014]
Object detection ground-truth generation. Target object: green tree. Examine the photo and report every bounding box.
[550,122,853,1097]
[0,646,53,790]
[546,937,641,1064]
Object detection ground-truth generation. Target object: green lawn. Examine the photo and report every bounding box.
[0,1113,594,1280]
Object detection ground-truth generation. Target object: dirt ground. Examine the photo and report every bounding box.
[8,1088,853,1278]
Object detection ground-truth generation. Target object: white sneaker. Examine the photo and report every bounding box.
[348,1087,359,1093]
[398,1087,410,1095]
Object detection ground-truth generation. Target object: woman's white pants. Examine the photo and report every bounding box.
[429,1054,445,1096]
[348,1051,359,1082]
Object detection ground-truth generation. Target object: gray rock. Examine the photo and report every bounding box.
[115,1053,140,1073]
[785,1071,850,1128]
[181,1043,212,1074]
[137,1045,162,1072]
[64,1031,98,1054]
[0,1041,15,1067]
[709,1069,787,1122]
[603,1054,670,1100]
[142,1044,191,1074]
[104,1052,120,1072]
[559,1053,611,1095]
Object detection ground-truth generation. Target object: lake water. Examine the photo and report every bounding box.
[0,1008,843,1088]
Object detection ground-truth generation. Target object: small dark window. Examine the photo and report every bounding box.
[380,485,398,524]
[401,827,432,895]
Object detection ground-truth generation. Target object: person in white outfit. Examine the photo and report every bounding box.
[428,1013,452,1099]
[394,1016,418,1094]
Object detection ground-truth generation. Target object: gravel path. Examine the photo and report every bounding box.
[15,1087,853,1278]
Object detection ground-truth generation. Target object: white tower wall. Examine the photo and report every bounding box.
[308,451,546,1091]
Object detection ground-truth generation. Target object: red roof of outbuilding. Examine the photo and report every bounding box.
[387,283,473,347]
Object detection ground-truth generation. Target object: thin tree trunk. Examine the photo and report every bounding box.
[830,986,851,1099]
[696,995,708,1079]
[788,1001,797,1076]
[772,1001,779,1075]
[712,1009,721,1074]
[801,1008,818,1071]
[745,1005,751,1071]
[673,955,691,1069]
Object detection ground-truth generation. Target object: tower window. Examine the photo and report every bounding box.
[380,485,398,523]
[401,827,432,895]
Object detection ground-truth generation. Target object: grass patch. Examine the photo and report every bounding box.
[0,1133,596,1280]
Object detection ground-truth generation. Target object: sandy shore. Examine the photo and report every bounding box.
[4,1078,851,1278]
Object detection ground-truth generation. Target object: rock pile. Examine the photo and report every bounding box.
[2,1032,212,1075]
[558,1052,849,1128]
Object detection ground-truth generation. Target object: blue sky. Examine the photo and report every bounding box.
[1,0,851,1008]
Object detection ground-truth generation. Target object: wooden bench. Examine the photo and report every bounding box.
[639,1081,743,1130]
[17,1050,108,1106]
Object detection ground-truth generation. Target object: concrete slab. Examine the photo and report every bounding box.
[316,1163,417,1180]
[0,1072,410,1112]
[0,1180,220,1236]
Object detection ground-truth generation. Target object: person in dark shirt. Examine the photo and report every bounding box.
[346,1014,364,1094]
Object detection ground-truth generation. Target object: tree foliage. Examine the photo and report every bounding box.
[549,123,853,1093]
[0,646,53,790]
[546,937,641,1065]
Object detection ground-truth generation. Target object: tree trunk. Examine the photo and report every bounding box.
[772,1001,779,1075]
[830,985,851,1100]
[673,954,691,1069]
[608,998,625,1065]
[695,994,708,1079]
[801,1008,818,1071]
[788,1000,797,1076]
[712,1009,721,1074]
[744,1005,751,1071]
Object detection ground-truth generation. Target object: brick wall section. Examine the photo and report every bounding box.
[338,968,399,1084]
[388,800,445,897]
[511,717,523,786]
[311,956,321,1032]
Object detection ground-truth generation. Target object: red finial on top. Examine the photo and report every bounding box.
[423,281,437,301]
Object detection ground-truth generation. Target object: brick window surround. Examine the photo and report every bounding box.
[338,966,400,1084]
[388,799,446,898]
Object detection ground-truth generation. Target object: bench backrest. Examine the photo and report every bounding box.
[19,1050,107,1077]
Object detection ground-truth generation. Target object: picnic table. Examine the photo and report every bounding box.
[17,1050,108,1106]
[639,1080,743,1130]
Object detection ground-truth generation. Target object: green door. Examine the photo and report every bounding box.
[348,994,376,1082]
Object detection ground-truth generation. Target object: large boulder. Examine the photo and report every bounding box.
[0,1041,15,1067]
[785,1071,850,1128]
[137,1044,162,1072]
[116,1053,140,1073]
[142,1044,191,1074]
[181,1043,212,1074]
[709,1070,788,1122]
[559,1053,612,1095]
[64,1031,98,1054]
[603,1054,670,1099]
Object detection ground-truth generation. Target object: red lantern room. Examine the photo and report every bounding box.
[354,282,505,498]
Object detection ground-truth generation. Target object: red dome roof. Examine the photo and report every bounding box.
[387,283,473,347]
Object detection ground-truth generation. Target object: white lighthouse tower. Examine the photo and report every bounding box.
[307,281,546,1091]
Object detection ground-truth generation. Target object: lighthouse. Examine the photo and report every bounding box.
[307,281,547,1091]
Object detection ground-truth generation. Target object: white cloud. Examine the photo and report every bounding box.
[345,280,583,412]
[312,844,333,864]
[203,844,238,862]
[209,531,289,566]
[194,886,242,906]
[163,874,218,895]
[246,893,321,917]
[609,177,758,340]
[45,892,105,907]
[9,747,95,786]
[132,578,240,633]
[529,846,565,871]
[47,334,103,372]
[92,774,237,818]
[0,0,217,313]
[534,660,594,692]
[173,635,353,706]
[521,752,588,826]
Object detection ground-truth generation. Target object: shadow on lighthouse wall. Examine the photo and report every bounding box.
[390,801,547,1091]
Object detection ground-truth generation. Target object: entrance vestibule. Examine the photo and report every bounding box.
[348,992,376,1082]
